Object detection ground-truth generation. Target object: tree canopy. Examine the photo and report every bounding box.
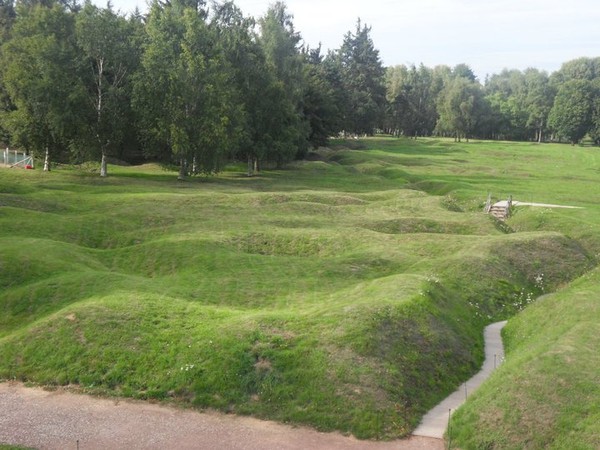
[0,1,599,176]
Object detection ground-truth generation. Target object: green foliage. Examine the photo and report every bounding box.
[257,2,310,164]
[385,64,439,138]
[435,76,485,141]
[74,2,138,172]
[548,79,597,144]
[0,3,85,163]
[1,0,600,176]
[334,19,386,135]
[0,0,16,41]
[551,57,600,84]
[133,2,240,176]
[303,46,343,149]
[483,68,554,142]
[0,445,35,450]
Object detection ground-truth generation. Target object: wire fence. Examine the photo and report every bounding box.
[1,148,34,168]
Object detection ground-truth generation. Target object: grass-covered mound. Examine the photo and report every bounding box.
[447,269,600,449]
[1,138,598,440]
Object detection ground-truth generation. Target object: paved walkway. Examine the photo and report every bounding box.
[412,321,507,439]
[494,200,582,209]
[0,383,443,450]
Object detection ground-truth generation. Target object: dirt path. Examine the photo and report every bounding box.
[0,382,443,450]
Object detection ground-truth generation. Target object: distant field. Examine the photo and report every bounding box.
[1,137,598,443]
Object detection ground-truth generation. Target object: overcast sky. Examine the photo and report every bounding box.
[102,0,600,81]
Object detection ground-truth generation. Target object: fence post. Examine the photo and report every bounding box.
[484,192,492,213]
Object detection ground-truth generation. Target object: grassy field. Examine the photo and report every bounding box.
[0,137,599,443]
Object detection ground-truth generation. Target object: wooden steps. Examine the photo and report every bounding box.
[485,194,512,221]
[489,203,509,220]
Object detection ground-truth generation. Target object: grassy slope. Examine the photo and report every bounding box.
[448,270,600,449]
[0,138,598,441]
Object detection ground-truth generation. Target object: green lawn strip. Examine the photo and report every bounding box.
[0,445,36,450]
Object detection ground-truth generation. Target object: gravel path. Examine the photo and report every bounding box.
[0,382,443,450]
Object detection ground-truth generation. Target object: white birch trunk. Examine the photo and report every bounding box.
[100,152,107,177]
[43,147,50,172]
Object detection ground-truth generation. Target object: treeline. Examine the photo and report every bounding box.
[386,59,600,145]
[0,0,599,177]
[0,0,385,176]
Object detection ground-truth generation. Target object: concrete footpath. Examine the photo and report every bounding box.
[412,321,507,439]
[494,200,582,209]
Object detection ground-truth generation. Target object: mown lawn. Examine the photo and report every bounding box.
[1,137,598,443]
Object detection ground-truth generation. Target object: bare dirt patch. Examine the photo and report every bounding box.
[0,382,443,450]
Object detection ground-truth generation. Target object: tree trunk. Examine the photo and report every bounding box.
[43,147,50,172]
[97,58,105,178]
[247,154,254,177]
[537,128,543,143]
[178,158,187,180]
[100,151,107,177]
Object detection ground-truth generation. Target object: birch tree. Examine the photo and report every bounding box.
[76,2,134,176]
[134,0,237,178]
[523,69,553,143]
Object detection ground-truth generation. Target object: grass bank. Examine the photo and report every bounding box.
[1,137,598,441]
[448,269,600,449]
